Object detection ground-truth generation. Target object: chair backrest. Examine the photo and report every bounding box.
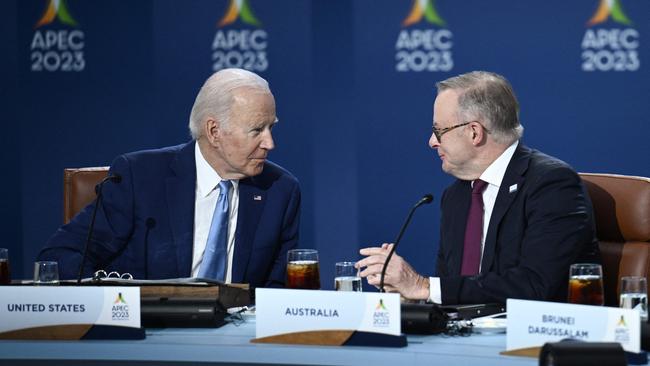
[579,173,650,306]
[63,167,109,224]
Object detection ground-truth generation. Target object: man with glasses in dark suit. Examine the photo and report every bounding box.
[357,71,599,304]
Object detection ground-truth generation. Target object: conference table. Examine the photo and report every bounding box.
[0,318,542,366]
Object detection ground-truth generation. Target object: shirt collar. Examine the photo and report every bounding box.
[479,140,519,189]
[194,141,238,197]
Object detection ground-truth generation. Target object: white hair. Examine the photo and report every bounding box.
[188,68,271,139]
[436,71,524,145]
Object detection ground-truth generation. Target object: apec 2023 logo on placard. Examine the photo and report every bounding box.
[581,0,639,72]
[395,0,453,73]
[30,0,85,72]
[211,0,269,72]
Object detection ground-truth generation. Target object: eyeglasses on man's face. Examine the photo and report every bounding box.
[431,121,471,141]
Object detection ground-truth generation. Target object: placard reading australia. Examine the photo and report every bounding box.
[255,289,401,338]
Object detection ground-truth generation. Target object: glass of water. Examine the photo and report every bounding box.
[334,262,362,292]
[620,276,648,321]
[34,261,60,285]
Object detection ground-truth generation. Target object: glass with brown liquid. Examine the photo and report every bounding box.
[286,249,320,289]
[568,263,604,305]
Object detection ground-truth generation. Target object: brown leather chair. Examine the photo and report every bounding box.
[579,173,650,306]
[63,167,109,224]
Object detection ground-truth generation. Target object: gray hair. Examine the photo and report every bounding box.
[436,71,524,145]
[189,68,271,139]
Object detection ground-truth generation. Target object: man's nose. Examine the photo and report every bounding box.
[261,130,275,150]
[429,133,440,149]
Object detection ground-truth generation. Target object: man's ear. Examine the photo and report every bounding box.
[205,118,221,145]
[470,121,486,145]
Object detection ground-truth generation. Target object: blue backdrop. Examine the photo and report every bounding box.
[2,0,648,289]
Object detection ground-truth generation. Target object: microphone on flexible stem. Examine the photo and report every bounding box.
[76,174,122,285]
[143,218,156,279]
[379,194,434,293]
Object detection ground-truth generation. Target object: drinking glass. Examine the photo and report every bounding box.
[620,276,648,321]
[0,248,10,285]
[334,262,362,292]
[286,249,320,289]
[34,261,60,285]
[567,263,604,305]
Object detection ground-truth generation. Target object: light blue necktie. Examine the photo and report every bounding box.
[198,180,232,281]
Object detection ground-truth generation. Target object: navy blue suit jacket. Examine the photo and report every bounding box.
[39,142,301,288]
[436,144,599,304]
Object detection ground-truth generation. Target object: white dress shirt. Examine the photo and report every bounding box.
[191,142,240,283]
[429,141,519,303]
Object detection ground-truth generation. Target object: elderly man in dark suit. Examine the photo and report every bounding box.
[357,71,599,304]
[39,68,300,288]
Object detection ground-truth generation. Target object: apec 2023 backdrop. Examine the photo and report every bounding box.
[1,0,648,288]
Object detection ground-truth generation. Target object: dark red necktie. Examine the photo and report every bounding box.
[461,179,488,276]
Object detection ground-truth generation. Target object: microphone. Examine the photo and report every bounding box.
[76,174,122,284]
[379,194,434,293]
[143,218,156,279]
[94,175,122,193]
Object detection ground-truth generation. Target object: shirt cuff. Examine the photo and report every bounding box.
[429,276,442,304]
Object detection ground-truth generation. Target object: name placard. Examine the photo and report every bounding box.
[507,299,640,353]
[0,287,141,336]
[255,289,400,338]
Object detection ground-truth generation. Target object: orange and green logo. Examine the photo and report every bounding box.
[402,0,446,27]
[376,299,388,311]
[35,0,78,28]
[114,292,127,304]
[587,0,632,26]
[218,0,262,28]
[617,315,627,327]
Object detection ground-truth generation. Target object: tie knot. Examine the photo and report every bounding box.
[472,179,488,194]
[218,180,232,193]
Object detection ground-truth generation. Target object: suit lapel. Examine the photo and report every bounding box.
[480,144,530,274]
[166,142,197,277]
[231,177,266,282]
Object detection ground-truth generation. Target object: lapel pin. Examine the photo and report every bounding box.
[253,195,262,201]
[509,184,518,193]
